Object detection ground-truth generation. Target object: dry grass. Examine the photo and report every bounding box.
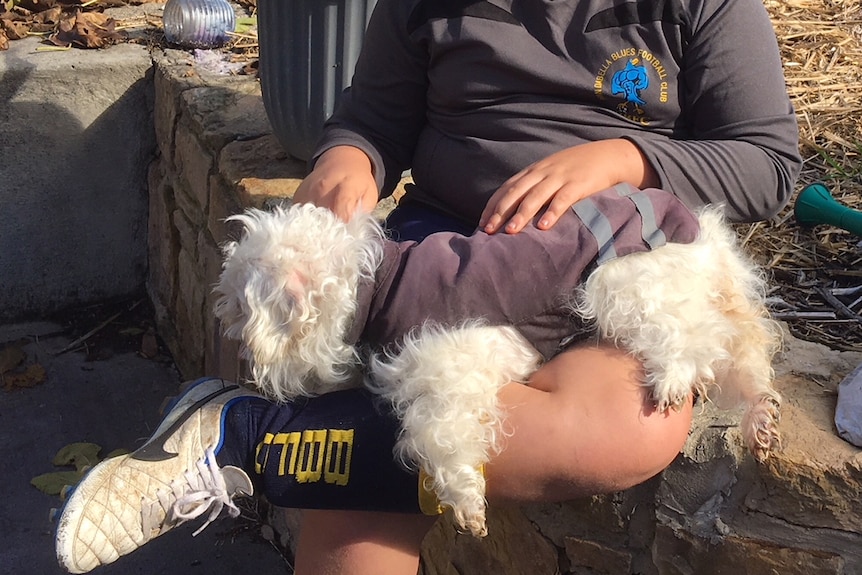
[744,1,862,352]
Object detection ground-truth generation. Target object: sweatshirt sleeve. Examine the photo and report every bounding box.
[624,0,801,222]
[310,0,428,197]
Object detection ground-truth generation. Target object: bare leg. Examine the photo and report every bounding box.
[294,510,437,575]
[488,342,694,501]
[292,341,693,575]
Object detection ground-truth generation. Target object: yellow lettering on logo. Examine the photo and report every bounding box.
[254,432,276,475]
[594,59,612,98]
[272,432,302,477]
[324,429,354,486]
[296,429,328,483]
[254,428,356,485]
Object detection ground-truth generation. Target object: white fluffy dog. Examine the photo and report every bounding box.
[213,197,781,537]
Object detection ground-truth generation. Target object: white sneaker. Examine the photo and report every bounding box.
[56,378,262,573]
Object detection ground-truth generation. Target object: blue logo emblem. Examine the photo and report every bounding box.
[611,58,649,116]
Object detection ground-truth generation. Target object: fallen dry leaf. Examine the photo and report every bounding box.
[31,470,84,496]
[32,442,128,498]
[49,9,123,49]
[0,343,25,374]
[0,16,30,40]
[16,0,59,11]
[2,363,47,390]
[52,442,102,471]
[30,4,60,31]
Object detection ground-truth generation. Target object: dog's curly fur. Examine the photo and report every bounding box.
[367,323,541,537]
[571,207,782,460]
[214,204,383,401]
[213,202,782,537]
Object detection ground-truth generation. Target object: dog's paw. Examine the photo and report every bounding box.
[742,394,781,462]
[649,373,692,413]
[448,489,489,538]
[458,514,488,538]
[652,392,690,413]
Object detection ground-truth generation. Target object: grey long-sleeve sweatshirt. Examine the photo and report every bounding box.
[313,0,801,223]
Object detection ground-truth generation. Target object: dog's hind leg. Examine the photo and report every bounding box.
[709,240,783,460]
[368,323,542,537]
[689,210,782,461]
[575,207,782,461]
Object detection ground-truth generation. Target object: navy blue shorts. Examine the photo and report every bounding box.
[383,201,476,242]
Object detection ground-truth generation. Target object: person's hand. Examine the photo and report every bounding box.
[293,146,380,221]
[478,139,659,234]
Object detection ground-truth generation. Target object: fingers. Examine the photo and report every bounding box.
[303,183,378,222]
[479,140,654,234]
[479,170,544,234]
[292,145,379,221]
[480,174,587,235]
[293,171,379,223]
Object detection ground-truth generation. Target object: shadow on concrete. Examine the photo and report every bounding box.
[0,42,153,321]
[0,308,291,574]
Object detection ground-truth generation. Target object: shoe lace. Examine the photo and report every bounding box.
[141,447,245,537]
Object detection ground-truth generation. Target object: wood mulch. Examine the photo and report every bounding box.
[750,0,862,352]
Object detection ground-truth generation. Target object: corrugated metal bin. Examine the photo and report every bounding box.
[257,0,377,161]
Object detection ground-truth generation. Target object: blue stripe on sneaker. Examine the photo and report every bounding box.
[133,382,240,462]
[212,395,251,461]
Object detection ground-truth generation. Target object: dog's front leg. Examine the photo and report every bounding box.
[369,323,542,537]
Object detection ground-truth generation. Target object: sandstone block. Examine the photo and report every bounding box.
[172,208,198,262]
[175,247,206,376]
[147,159,178,318]
[653,524,845,575]
[152,55,207,165]
[218,135,307,207]
[207,177,245,246]
[564,537,632,574]
[420,507,559,575]
[180,81,272,152]
[174,126,212,214]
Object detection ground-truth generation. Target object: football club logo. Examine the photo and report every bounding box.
[594,48,670,126]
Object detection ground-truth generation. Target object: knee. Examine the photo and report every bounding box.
[571,395,692,493]
[631,397,693,478]
[533,346,694,493]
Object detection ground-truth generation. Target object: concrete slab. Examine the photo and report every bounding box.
[0,320,290,574]
[0,34,155,321]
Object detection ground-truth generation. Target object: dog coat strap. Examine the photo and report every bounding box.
[573,186,700,265]
[614,184,668,250]
[571,199,617,265]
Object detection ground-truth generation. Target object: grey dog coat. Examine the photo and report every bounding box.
[348,184,700,360]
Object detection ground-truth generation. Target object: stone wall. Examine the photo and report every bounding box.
[147,52,862,574]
